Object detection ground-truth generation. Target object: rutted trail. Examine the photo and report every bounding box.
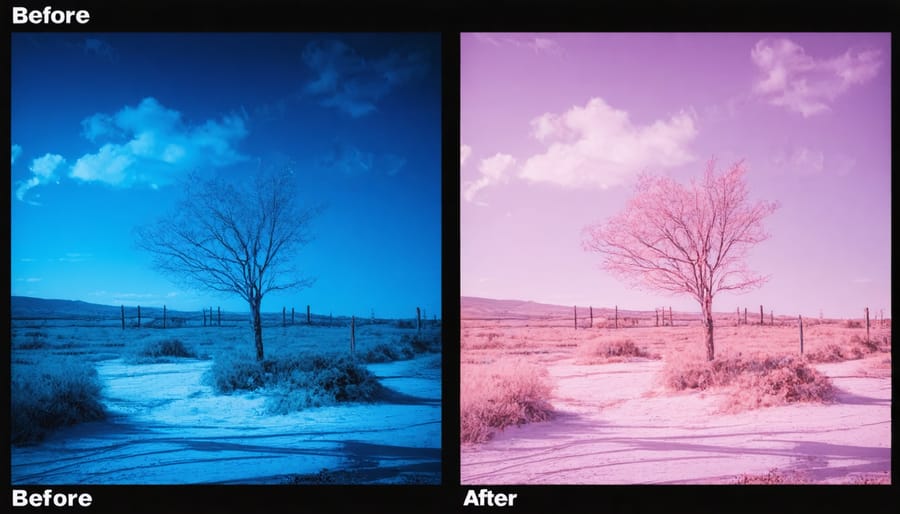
[461,356,890,484]
[12,357,441,484]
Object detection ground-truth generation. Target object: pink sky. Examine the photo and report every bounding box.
[460,33,891,319]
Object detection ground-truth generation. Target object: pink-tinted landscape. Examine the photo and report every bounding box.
[460,33,890,485]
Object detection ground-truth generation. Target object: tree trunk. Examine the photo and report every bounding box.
[702,296,715,361]
[251,298,264,361]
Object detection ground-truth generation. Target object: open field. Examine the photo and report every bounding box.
[460,298,891,484]
[11,299,442,485]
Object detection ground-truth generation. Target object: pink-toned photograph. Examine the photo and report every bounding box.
[460,33,890,485]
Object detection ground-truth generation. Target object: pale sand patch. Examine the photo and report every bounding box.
[461,355,890,484]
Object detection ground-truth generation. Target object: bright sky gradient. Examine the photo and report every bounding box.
[11,33,441,319]
[461,33,890,319]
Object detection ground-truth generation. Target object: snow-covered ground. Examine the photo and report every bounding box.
[11,355,441,484]
[461,355,890,484]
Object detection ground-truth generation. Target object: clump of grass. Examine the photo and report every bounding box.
[804,343,845,363]
[140,339,198,359]
[363,341,416,363]
[11,358,106,445]
[16,331,49,350]
[207,351,386,413]
[577,338,660,364]
[664,354,834,411]
[461,360,554,444]
[805,334,888,363]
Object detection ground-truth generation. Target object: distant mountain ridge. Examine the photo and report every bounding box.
[461,296,641,320]
[10,296,194,319]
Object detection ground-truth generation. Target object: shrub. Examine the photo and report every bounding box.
[664,354,834,411]
[577,338,659,364]
[804,343,845,363]
[207,351,386,413]
[139,339,197,359]
[363,341,416,363]
[11,358,106,445]
[461,360,554,444]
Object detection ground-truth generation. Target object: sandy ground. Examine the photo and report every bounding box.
[12,356,441,484]
[461,355,890,484]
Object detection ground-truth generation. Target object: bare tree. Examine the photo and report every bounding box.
[136,169,320,361]
[583,159,778,361]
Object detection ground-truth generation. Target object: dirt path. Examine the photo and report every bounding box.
[12,357,441,485]
[461,356,890,484]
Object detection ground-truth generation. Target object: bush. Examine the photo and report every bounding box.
[11,358,106,445]
[664,354,834,411]
[363,341,416,363]
[207,351,386,413]
[139,339,198,359]
[461,360,554,444]
[577,338,659,364]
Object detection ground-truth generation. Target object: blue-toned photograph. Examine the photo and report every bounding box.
[11,33,442,485]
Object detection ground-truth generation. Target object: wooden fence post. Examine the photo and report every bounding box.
[307,305,311,325]
[590,306,593,328]
[865,307,870,341]
[574,306,577,330]
[350,315,356,354]
[137,305,141,328]
[770,310,773,326]
[203,308,206,327]
[615,305,618,329]
[163,305,167,329]
[669,307,673,327]
[799,315,804,355]
[743,307,747,325]
[736,307,740,326]
[292,307,295,325]
[218,307,221,327]
[655,309,659,327]
[760,305,764,325]
[417,307,421,333]
[121,305,125,330]
[283,306,286,327]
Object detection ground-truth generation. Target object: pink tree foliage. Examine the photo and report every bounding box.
[583,159,779,361]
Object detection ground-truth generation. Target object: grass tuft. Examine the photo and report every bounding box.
[461,359,554,444]
[11,358,106,445]
[664,354,834,411]
[577,338,660,364]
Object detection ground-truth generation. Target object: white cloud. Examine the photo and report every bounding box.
[472,34,565,57]
[520,97,697,189]
[460,144,472,166]
[463,153,515,203]
[71,97,249,188]
[11,144,22,164]
[16,153,66,204]
[751,38,883,117]
[318,140,407,177]
[772,146,857,177]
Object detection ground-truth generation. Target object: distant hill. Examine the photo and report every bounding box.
[9,296,194,319]
[461,296,639,320]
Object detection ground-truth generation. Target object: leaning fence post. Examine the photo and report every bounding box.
[799,315,804,355]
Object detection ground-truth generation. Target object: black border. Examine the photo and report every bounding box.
[6,0,898,512]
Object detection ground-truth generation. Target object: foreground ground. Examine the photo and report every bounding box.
[12,354,441,484]
[461,353,889,484]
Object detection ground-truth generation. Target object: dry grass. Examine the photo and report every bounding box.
[734,468,809,484]
[576,338,660,364]
[663,353,835,412]
[460,359,555,444]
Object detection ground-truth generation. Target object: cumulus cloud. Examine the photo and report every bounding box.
[302,39,430,117]
[751,38,883,117]
[460,144,472,167]
[70,97,249,187]
[11,144,22,164]
[16,153,66,204]
[519,97,697,189]
[318,140,407,177]
[463,153,516,203]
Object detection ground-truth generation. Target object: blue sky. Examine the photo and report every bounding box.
[11,33,441,320]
